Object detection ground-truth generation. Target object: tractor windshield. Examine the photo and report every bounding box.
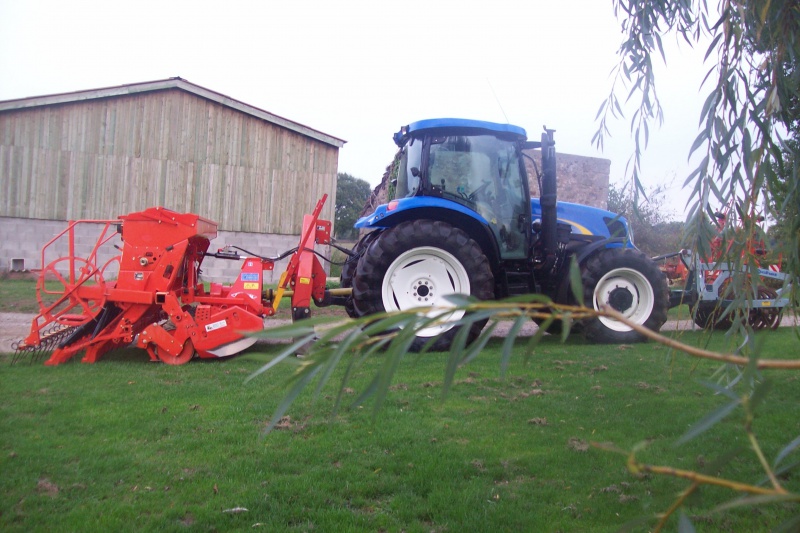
[428,134,528,259]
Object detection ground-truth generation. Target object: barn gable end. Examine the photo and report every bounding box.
[0,79,344,281]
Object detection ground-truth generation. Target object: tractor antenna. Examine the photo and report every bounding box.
[486,79,509,123]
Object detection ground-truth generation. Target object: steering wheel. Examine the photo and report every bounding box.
[468,180,492,201]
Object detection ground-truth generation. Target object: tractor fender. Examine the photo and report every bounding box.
[355,198,501,270]
[355,197,490,229]
[573,237,629,266]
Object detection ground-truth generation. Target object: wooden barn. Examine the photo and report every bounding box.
[0,78,345,282]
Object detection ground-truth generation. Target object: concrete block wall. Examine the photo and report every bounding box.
[203,231,328,285]
[0,217,104,274]
[0,216,325,285]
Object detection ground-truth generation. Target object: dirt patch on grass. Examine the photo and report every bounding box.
[36,478,59,497]
[567,438,589,452]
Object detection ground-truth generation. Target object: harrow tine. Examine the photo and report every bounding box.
[10,324,76,365]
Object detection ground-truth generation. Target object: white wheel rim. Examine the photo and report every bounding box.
[593,267,654,332]
[382,247,471,337]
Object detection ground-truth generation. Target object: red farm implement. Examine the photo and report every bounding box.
[13,196,344,365]
[655,210,792,330]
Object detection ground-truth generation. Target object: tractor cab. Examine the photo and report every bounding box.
[390,118,531,260]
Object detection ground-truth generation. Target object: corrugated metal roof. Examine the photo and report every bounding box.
[0,77,346,148]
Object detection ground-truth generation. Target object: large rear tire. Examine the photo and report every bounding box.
[581,248,669,343]
[340,232,379,319]
[352,220,494,351]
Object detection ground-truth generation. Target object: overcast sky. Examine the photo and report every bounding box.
[0,0,711,217]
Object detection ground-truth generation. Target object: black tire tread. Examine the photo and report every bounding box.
[340,231,379,319]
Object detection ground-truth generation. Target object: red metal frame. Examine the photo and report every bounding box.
[18,196,332,365]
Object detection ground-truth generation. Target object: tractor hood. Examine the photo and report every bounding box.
[531,198,632,245]
[356,198,632,245]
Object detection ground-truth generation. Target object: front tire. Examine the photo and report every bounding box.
[581,248,669,343]
[352,220,494,351]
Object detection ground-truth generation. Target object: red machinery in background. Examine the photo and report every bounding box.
[654,209,790,330]
[13,196,338,365]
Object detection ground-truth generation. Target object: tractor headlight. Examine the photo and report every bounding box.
[603,216,629,242]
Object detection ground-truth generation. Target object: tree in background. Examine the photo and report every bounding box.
[334,173,371,240]
[606,181,684,257]
[596,0,800,284]
[767,89,799,265]
[593,2,800,528]
[767,137,799,259]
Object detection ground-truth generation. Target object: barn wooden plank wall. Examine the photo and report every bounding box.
[0,89,338,234]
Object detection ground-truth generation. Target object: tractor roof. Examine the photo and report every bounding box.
[394,118,527,146]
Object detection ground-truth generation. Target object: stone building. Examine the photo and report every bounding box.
[522,149,610,208]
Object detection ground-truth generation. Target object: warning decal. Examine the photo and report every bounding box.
[243,282,259,290]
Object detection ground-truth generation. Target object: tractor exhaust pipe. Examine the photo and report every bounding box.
[539,128,558,271]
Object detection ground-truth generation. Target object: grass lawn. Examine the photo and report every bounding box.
[1,326,799,531]
[668,303,691,321]
[0,277,51,314]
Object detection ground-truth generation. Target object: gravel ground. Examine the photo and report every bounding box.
[1,313,36,353]
[3,312,798,355]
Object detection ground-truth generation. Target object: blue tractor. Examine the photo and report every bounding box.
[340,118,669,349]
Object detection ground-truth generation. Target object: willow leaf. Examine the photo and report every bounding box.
[500,314,529,377]
[261,365,322,436]
[460,321,498,367]
[676,397,742,445]
[245,333,318,383]
[774,434,800,468]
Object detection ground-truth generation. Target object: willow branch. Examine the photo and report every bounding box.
[743,393,786,493]
[629,460,796,497]
[654,481,700,533]
[314,301,800,370]
[598,306,800,369]
[747,430,786,493]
